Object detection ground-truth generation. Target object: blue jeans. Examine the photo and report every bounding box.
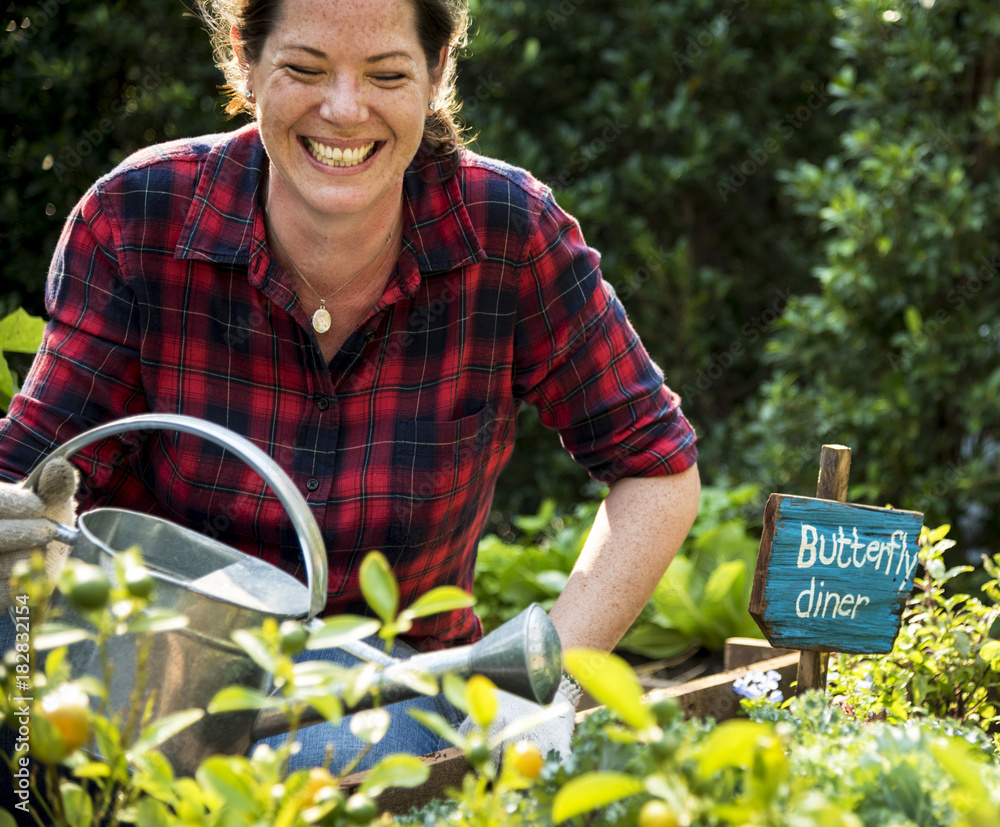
[255,635,464,775]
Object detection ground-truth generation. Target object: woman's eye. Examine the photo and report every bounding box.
[373,73,406,82]
[289,65,320,76]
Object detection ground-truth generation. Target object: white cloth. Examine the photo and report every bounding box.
[0,458,78,612]
[458,675,583,767]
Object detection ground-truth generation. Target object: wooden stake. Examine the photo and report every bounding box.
[796,444,851,694]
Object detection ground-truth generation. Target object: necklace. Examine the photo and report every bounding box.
[263,185,398,334]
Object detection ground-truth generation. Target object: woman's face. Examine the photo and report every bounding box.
[245,0,440,221]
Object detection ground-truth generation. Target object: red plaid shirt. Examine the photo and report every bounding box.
[1,124,696,649]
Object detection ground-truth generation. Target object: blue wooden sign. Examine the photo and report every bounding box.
[749,494,924,654]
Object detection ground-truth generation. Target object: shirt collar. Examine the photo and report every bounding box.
[175,125,486,276]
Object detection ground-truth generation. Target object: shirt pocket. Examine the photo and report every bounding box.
[389,401,513,553]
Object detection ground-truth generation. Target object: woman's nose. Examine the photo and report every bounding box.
[319,76,367,125]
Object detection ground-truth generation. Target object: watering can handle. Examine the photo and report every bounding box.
[25,414,328,619]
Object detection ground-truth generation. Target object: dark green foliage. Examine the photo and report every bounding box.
[745,0,1000,547]
[2,1,236,316]
[456,0,842,513]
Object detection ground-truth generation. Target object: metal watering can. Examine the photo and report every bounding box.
[31,414,562,776]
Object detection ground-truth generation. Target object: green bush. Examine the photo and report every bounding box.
[2,1,234,316]
[457,0,842,513]
[743,0,1000,549]
[829,524,1000,738]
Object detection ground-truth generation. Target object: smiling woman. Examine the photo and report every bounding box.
[0,0,699,779]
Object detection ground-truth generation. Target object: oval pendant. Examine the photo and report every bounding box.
[312,307,332,334]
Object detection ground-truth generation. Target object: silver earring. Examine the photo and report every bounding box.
[245,87,256,104]
[427,100,437,111]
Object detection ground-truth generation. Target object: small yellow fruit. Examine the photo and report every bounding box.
[509,739,544,778]
[638,799,680,827]
[38,685,91,754]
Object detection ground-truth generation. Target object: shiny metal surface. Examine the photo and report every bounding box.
[251,604,564,741]
[39,415,563,775]
[28,413,326,617]
[41,415,328,774]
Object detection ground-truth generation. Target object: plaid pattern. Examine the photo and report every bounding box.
[1,124,696,649]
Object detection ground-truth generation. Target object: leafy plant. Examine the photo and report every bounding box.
[474,483,765,660]
[0,308,45,413]
[828,524,1000,740]
[0,548,470,825]
[746,0,1000,549]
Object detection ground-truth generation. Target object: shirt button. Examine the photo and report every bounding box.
[305,478,320,492]
[315,396,330,411]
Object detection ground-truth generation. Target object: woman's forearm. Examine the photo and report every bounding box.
[548,463,701,653]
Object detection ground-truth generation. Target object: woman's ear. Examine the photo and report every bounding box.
[231,25,248,71]
[431,44,448,83]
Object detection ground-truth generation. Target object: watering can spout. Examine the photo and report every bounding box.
[249,604,563,744]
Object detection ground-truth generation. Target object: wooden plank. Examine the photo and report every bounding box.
[343,652,800,813]
[621,652,799,723]
[723,637,795,671]
[749,493,923,653]
[798,445,850,690]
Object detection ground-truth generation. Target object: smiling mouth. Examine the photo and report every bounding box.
[304,137,377,167]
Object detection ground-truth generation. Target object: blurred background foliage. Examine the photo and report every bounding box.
[2,0,999,562]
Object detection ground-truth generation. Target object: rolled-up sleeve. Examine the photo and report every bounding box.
[512,193,697,483]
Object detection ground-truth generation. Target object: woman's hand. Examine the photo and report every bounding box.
[0,457,79,612]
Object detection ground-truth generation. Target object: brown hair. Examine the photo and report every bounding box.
[197,0,469,164]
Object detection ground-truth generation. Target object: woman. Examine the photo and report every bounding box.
[0,0,700,773]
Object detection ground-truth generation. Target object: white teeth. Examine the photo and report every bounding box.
[306,138,374,167]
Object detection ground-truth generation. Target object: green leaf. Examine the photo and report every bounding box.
[59,781,95,827]
[131,708,205,755]
[305,615,381,650]
[0,811,16,827]
[195,756,258,814]
[401,586,474,620]
[72,761,111,779]
[207,685,279,713]
[126,609,189,635]
[407,708,463,747]
[0,352,12,412]
[442,673,468,713]
[132,797,172,827]
[980,639,1000,668]
[564,648,654,730]
[359,550,399,624]
[231,628,276,673]
[349,708,390,745]
[34,623,94,650]
[0,308,47,353]
[466,674,498,729]
[360,754,430,797]
[552,772,645,823]
[688,720,771,778]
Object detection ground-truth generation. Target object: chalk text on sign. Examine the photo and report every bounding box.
[794,525,916,619]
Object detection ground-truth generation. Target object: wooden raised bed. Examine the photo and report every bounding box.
[341,637,798,814]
